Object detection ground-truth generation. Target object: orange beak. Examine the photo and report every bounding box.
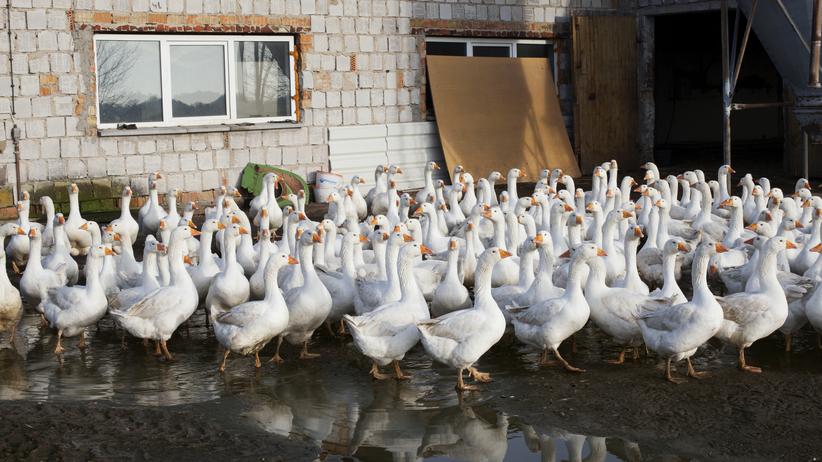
[786,240,798,250]
[482,210,493,219]
[190,228,201,236]
[217,222,226,230]
[287,255,299,265]
[113,233,121,242]
[231,215,240,224]
[563,204,574,212]
[80,222,89,231]
[183,255,193,264]
[499,249,512,258]
[676,242,690,252]
[188,220,197,229]
[715,243,729,253]
[534,234,544,244]
[432,162,441,170]
[709,264,718,275]
[370,217,379,225]
[596,248,608,257]
[359,234,368,242]
[403,234,414,242]
[238,226,249,235]
[312,232,322,243]
[744,237,755,245]
[156,243,167,252]
[719,199,733,208]
[104,247,114,256]
[518,171,526,178]
[420,245,433,255]
[745,224,758,231]
[811,243,822,253]
[633,227,644,238]
[18,227,27,236]
[559,249,571,258]
[449,239,458,250]
[58,216,65,225]
[728,166,736,174]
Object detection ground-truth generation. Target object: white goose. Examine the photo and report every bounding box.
[344,243,431,380]
[206,224,250,320]
[215,252,295,372]
[431,238,472,317]
[20,228,68,319]
[43,214,79,285]
[508,244,603,372]
[0,224,23,343]
[418,247,511,391]
[110,186,139,246]
[316,231,362,335]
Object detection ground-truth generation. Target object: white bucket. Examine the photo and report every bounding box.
[313,171,344,203]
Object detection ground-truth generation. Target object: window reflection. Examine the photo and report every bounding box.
[235,41,292,118]
[170,44,227,118]
[96,40,163,124]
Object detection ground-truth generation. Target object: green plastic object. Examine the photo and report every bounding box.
[240,163,310,208]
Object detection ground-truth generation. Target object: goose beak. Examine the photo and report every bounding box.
[17,227,27,236]
[728,166,736,173]
[806,181,812,189]
[786,240,798,250]
[575,215,584,225]
[188,220,197,229]
[745,223,758,231]
[499,249,512,258]
[812,243,822,253]
[238,226,249,235]
[709,264,718,275]
[396,167,403,174]
[449,239,458,250]
[744,237,755,245]
[412,209,423,217]
[482,210,493,219]
[233,190,242,197]
[190,227,201,236]
[633,187,643,193]
[156,243,166,252]
[795,220,804,229]
[231,215,240,224]
[103,247,114,256]
[57,216,65,225]
[633,227,644,238]
[715,243,729,253]
[217,222,226,230]
[183,255,193,264]
[563,204,574,212]
[676,242,690,252]
[370,216,379,225]
[719,198,733,209]
[622,210,633,219]
[654,200,663,207]
[559,249,571,258]
[359,177,366,184]
[359,234,368,242]
[530,197,538,206]
[312,232,322,243]
[518,171,526,178]
[327,194,335,202]
[113,233,121,242]
[596,248,608,257]
[432,162,441,170]
[420,245,433,255]
[288,255,299,264]
[403,234,414,242]
[80,222,89,231]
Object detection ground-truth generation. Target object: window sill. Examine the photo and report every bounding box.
[97,122,302,137]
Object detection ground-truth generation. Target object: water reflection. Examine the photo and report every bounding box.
[0,312,693,461]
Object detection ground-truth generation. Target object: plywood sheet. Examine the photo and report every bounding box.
[573,15,638,172]
[427,56,581,182]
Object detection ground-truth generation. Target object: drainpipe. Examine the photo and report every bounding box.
[6,0,21,200]
[720,0,732,170]
[811,0,822,87]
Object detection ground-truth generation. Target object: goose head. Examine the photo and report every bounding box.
[663,237,690,257]
[508,168,525,181]
[481,206,504,223]
[478,246,512,268]
[585,201,602,215]
[488,171,503,183]
[568,243,607,261]
[425,161,441,173]
[400,193,416,208]
[719,196,742,210]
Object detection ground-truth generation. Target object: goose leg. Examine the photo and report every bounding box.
[784,333,792,352]
[299,341,320,359]
[665,359,685,384]
[687,358,709,379]
[269,336,284,364]
[391,360,412,380]
[160,340,174,361]
[538,349,558,366]
[553,348,585,373]
[606,350,626,365]
[153,340,162,357]
[219,350,230,373]
[9,324,16,345]
[78,332,87,351]
[817,334,822,350]
[455,368,478,391]
[324,321,335,337]
[254,352,261,368]
[468,367,491,382]
[370,362,391,380]
[738,348,761,373]
[11,261,20,274]
[337,320,347,336]
[39,314,48,328]
[121,333,127,350]
[54,330,64,355]
[633,347,641,360]
[571,334,577,353]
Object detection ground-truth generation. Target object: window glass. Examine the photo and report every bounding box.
[426,41,468,56]
[472,45,511,57]
[96,40,163,124]
[235,41,291,119]
[170,44,227,118]
[516,43,551,58]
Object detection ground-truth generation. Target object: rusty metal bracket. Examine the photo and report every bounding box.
[289,48,301,122]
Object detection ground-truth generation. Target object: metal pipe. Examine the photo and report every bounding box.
[721,0,732,169]
[731,101,789,110]
[811,0,822,87]
[775,0,811,52]
[732,0,757,93]
[804,131,810,180]
[6,0,21,200]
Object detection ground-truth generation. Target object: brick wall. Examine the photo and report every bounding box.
[1,0,622,214]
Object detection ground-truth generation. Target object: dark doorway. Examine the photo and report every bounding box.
[654,11,783,173]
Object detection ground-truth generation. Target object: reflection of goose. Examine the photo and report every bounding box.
[245,402,294,437]
[348,382,430,460]
[0,348,26,400]
[419,407,509,462]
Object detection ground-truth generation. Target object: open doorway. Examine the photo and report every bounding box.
[654,11,783,174]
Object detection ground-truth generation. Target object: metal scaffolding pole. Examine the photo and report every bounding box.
[721,0,732,168]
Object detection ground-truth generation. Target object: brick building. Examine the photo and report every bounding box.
[1,0,794,215]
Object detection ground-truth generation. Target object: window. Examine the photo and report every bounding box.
[424,38,555,118]
[94,34,297,129]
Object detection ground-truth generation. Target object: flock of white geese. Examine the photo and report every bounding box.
[0,160,819,388]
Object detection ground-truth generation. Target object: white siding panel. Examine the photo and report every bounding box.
[328,122,447,191]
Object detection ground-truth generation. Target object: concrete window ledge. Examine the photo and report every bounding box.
[97,122,303,137]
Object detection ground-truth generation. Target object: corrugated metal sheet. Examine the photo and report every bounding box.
[328,122,447,190]
[328,124,388,188]
[386,122,448,190]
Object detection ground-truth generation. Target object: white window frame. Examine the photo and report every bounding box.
[424,37,557,83]
[93,34,298,129]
